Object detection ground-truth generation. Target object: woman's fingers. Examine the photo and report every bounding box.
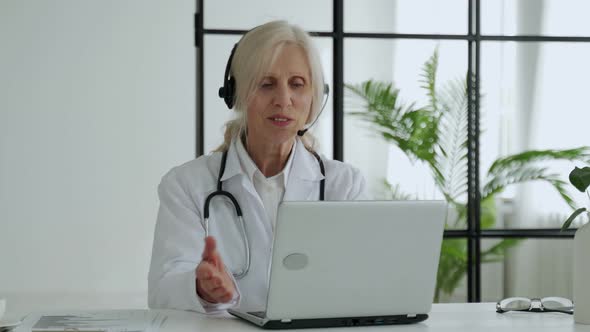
[196,261,235,303]
[196,261,214,280]
[196,262,215,302]
[218,292,234,303]
[203,274,233,294]
[209,287,234,302]
[200,279,235,302]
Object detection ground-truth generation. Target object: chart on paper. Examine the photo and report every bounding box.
[27,310,167,332]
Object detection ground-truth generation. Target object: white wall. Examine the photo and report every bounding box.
[0,0,195,305]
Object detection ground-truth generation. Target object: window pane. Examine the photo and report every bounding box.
[481,239,573,302]
[345,0,467,35]
[203,35,333,155]
[480,42,590,229]
[310,38,334,158]
[204,0,332,32]
[344,38,468,229]
[482,0,590,36]
[435,239,468,303]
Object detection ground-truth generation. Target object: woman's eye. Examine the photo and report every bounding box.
[291,81,305,88]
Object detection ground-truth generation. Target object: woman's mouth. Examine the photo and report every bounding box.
[268,116,293,127]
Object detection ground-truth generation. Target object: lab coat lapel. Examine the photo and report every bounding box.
[219,141,272,237]
[283,140,325,201]
[218,140,260,202]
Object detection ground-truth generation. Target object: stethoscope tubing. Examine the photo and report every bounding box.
[203,147,325,279]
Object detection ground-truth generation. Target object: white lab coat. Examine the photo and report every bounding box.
[148,138,367,313]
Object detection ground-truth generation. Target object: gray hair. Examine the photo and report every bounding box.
[214,20,325,152]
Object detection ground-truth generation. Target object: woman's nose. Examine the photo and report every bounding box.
[273,84,293,108]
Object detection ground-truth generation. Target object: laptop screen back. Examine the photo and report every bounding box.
[265,200,447,320]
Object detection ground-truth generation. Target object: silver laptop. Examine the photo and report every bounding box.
[229,200,447,329]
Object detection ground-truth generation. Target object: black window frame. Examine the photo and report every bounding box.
[195,0,580,302]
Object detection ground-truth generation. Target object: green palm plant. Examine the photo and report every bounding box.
[345,49,590,301]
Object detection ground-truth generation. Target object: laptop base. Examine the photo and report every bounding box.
[229,311,428,330]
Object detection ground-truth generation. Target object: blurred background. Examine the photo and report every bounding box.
[1,0,589,309]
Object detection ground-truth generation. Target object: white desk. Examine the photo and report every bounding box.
[156,303,589,332]
[6,301,590,332]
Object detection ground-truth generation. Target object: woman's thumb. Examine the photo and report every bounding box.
[202,236,217,260]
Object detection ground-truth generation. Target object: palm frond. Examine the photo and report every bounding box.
[432,78,469,202]
[345,81,406,137]
[397,108,439,162]
[381,179,414,200]
[345,81,401,116]
[483,166,576,209]
[487,147,590,175]
[420,47,439,112]
[480,195,497,229]
[345,80,437,163]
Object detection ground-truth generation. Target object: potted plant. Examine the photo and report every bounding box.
[562,166,590,324]
[346,49,590,301]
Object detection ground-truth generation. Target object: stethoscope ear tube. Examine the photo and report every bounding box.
[204,190,243,219]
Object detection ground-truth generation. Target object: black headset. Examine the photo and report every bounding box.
[218,43,239,109]
[218,43,330,136]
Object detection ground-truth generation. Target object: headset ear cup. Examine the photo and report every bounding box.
[225,76,236,109]
[219,43,238,109]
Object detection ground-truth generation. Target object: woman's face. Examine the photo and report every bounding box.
[246,43,313,146]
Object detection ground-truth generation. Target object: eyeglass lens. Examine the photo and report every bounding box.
[540,297,573,310]
[499,297,531,310]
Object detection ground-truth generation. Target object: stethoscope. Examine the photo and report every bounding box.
[203,147,325,279]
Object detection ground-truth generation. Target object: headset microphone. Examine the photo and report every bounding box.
[297,84,330,136]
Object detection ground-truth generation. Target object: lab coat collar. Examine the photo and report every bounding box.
[289,139,325,182]
[234,136,295,187]
[283,139,325,201]
[218,137,325,183]
[218,140,243,182]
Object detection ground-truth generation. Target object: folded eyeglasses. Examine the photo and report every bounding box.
[496,297,573,314]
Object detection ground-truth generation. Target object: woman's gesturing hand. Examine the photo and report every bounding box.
[195,236,236,303]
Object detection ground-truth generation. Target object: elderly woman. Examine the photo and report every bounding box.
[148,20,367,314]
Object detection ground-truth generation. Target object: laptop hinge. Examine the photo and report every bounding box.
[407,314,417,318]
[280,319,292,323]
